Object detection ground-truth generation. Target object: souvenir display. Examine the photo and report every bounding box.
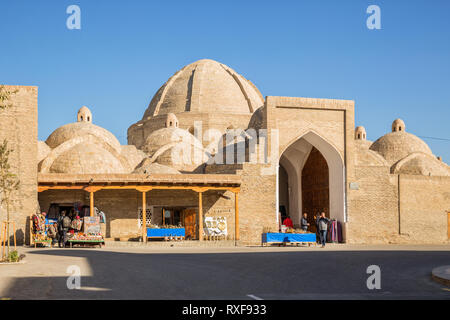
[147,220,185,241]
[31,206,106,248]
[285,227,313,234]
[83,216,101,234]
[204,217,227,236]
[70,216,83,231]
[68,232,103,241]
[149,223,183,229]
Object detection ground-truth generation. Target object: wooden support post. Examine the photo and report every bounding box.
[198,192,203,241]
[84,186,102,217]
[142,191,147,243]
[235,192,239,242]
[90,191,94,217]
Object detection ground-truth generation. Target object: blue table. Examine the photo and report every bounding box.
[147,228,185,240]
[262,233,316,246]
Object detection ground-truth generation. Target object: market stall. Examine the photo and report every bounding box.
[262,231,316,246]
[30,213,56,247]
[30,204,105,248]
[68,216,104,248]
[146,225,185,241]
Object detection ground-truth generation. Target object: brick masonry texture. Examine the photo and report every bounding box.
[0,86,38,244]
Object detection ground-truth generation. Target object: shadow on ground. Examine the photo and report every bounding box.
[4,249,450,299]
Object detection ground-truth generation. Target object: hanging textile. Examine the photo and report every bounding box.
[47,204,59,219]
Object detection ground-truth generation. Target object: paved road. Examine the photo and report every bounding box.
[1,245,449,299]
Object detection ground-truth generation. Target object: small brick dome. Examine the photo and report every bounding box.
[370,130,432,165]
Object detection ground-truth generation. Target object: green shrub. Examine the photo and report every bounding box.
[7,250,19,262]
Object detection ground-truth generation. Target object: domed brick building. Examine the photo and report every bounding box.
[1,59,449,245]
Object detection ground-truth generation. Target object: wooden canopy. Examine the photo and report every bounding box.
[37,173,241,242]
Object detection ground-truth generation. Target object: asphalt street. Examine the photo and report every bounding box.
[1,245,449,300]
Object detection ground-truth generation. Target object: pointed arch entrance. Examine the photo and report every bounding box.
[277,131,345,230]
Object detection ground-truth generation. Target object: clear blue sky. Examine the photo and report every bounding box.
[1,0,449,161]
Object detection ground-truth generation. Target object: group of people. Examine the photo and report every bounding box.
[281,212,330,248]
[33,211,76,248]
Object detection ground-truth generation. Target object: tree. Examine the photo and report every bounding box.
[0,85,17,110]
[0,85,19,260]
[0,139,20,259]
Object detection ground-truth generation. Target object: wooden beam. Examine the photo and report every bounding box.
[192,187,210,193]
[37,186,50,192]
[84,186,103,193]
[136,186,153,192]
[38,186,86,192]
[38,185,240,192]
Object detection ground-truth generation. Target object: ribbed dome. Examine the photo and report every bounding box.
[370,131,432,164]
[49,143,126,174]
[46,122,121,152]
[143,59,264,119]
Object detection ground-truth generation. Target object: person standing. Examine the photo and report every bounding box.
[318,212,330,248]
[57,211,70,248]
[314,213,320,243]
[300,213,310,232]
[47,222,58,247]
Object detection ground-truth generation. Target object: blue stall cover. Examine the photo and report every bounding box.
[262,232,316,243]
[147,228,185,237]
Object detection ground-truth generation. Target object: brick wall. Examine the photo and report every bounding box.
[398,175,450,243]
[0,85,38,244]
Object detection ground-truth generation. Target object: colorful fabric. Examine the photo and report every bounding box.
[262,233,316,243]
[282,217,294,228]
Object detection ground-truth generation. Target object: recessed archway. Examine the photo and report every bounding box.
[277,131,345,229]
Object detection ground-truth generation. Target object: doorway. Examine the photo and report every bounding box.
[301,147,329,232]
[277,131,345,231]
[182,208,197,240]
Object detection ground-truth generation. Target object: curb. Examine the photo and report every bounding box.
[431,265,450,287]
[0,260,27,266]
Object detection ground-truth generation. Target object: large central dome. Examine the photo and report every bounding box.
[142,59,264,119]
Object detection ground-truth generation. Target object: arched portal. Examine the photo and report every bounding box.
[278,131,345,229]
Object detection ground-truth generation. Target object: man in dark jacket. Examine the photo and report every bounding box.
[300,213,310,232]
[317,212,330,248]
[57,211,70,248]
